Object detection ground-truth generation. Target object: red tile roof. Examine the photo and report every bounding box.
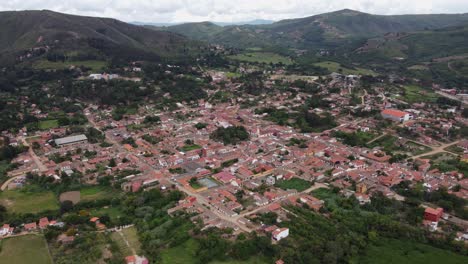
[382,109,408,118]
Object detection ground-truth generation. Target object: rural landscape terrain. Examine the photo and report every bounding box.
[0,5,467,264]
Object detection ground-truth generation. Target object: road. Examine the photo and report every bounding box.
[410,140,460,159]
[237,182,329,219]
[367,133,387,144]
[0,175,24,191]
[435,91,468,106]
[18,136,47,172]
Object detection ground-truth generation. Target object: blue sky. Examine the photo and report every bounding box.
[1,0,467,23]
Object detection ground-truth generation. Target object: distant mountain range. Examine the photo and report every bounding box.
[1,9,468,66]
[0,10,202,64]
[131,19,274,27]
[160,9,468,51]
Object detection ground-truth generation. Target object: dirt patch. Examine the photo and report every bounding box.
[59,191,80,204]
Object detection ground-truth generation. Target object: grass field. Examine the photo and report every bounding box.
[38,119,59,130]
[275,178,312,192]
[90,206,123,219]
[160,238,198,264]
[32,60,107,71]
[210,257,269,264]
[313,61,376,76]
[160,239,268,264]
[80,186,120,202]
[399,85,439,103]
[0,189,59,214]
[111,226,141,256]
[0,235,52,264]
[357,238,468,264]
[228,52,292,65]
[181,144,202,152]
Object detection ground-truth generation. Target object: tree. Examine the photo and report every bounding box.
[60,200,74,214]
[108,158,117,167]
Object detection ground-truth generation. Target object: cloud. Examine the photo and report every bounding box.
[0,0,467,23]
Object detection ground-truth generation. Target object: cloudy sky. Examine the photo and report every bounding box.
[1,0,467,23]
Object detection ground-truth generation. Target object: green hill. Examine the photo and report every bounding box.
[354,23,468,62]
[0,10,203,64]
[161,22,224,41]
[165,9,468,50]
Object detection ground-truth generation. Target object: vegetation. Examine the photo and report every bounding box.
[256,107,337,133]
[357,238,468,264]
[313,61,376,75]
[228,52,292,65]
[0,234,52,264]
[0,188,59,214]
[79,186,120,202]
[275,178,312,192]
[210,126,250,145]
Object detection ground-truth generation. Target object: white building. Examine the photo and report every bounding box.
[381,109,413,122]
[272,227,289,241]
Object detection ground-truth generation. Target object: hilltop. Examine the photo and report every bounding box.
[0,10,203,64]
[163,9,468,49]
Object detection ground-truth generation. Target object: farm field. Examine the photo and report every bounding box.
[0,189,59,214]
[80,186,120,202]
[0,235,53,264]
[32,60,107,71]
[357,238,468,264]
[228,52,292,65]
[313,61,376,76]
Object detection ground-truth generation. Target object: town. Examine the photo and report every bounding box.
[0,5,468,264]
[1,58,467,263]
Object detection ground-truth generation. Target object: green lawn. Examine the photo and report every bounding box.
[182,144,202,152]
[313,61,376,76]
[275,178,312,192]
[38,119,59,130]
[160,238,198,264]
[228,52,292,65]
[399,85,439,103]
[90,206,123,219]
[32,60,107,71]
[210,256,269,264]
[80,186,120,202]
[0,234,53,264]
[160,239,267,264]
[0,189,59,214]
[357,238,468,264]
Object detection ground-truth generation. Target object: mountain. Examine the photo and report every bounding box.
[161,22,225,41]
[0,10,202,64]
[133,19,274,27]
[164,9,468,50]
[354,22,468,63]
[213,19,275,26]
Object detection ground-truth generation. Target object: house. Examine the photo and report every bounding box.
[213,171,235,184]
[0,224,13,236]
[57,233,75,244]
[424,207,443,222]
[39,217,49,229]
[381,109,413,122]
[24,222,37,231]
[125,255,149,264]
[272,227,289,241]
